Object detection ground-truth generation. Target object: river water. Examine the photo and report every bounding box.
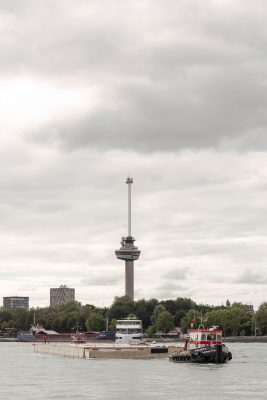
[0,342,266,399]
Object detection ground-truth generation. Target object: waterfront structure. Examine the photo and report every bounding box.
[115,177,141,299]
[50,285,75,306]
[245,304,254,314]
[3,296,29,310]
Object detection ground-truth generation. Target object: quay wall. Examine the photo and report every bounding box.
[33,344,182,360]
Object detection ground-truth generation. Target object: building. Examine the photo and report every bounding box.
[3,296,29,310]
[50,285,75,306]
[244,304,254,314]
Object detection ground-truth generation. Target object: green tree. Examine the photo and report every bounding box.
[81,304,96,320]
[0,311,12,324]
[108,319,117,331]
[255,302,267,335]
[155,311,174,333]
[206,304,252,336]
[57,300,82,313]
[181,309,201,331]
[161,300,177,315]
[134,298,158,330]
[147,324,157,337]
[86,312,106,331]
[108,296,135,320]
[175,297,197,311]
[173,298,198,327]
[151,305,166,324]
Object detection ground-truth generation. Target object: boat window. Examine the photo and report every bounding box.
[201,334,206,340]
[207,333,213,340]
[216,334,222,341]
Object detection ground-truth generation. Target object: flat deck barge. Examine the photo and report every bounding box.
[33,343,182,359]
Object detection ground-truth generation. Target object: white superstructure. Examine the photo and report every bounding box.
[115,319,143,344]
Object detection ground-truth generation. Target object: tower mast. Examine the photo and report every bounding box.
[115,177,141,300]
[126,176,132,236]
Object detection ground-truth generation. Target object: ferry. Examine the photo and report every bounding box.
[169,326,232,363]
[114,319,168,353]
[115,319,143,344]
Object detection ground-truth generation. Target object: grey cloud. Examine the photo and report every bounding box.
[154,281,194,300]
[0,1,146,77]
[27,74,267,158]
[157,281,188,291]
[1,0,266,152]
[30,70,267,153]
[235,269,267,285]
[163,267,190,280]
[81,275,120,286]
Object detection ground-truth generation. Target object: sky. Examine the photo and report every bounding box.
[1,0,267,309]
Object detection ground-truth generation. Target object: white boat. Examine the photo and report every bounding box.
[115,319,143,345]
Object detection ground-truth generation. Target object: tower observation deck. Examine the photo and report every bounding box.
[115,177,141,300]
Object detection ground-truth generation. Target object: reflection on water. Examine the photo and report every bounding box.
[0,342,266,400]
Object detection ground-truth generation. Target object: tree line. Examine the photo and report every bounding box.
[0,296,267,336]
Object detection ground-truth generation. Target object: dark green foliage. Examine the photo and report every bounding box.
[181,309,200,331]
[108,296,135,320]
[151,305,166,324]
[108,318,117,331]
[0,297,264,337]
[134,298,158,329]
[203,303,252,336]
[85,312,106,331]
[0,311,12,323]
[155,311,174,333]
[255,302,267,335]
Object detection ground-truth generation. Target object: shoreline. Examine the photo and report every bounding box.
[1,336,267,343]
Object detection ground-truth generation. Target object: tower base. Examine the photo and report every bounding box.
[125,260,134,299]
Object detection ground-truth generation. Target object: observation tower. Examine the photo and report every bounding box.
[115,177,141,300]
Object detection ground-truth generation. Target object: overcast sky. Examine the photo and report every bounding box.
[1,0,267,309]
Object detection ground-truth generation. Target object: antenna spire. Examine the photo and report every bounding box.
[126,176,133,236]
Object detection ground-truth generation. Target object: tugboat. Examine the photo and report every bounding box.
[169,326,232,364]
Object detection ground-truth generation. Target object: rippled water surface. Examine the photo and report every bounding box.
[0,343,266,399]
